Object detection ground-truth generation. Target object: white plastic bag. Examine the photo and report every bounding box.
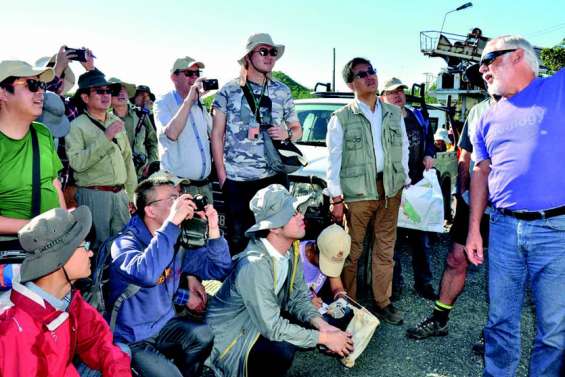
[397,169,445,233]
[340,298,380,368]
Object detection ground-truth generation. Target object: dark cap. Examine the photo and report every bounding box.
[77,68,111,90]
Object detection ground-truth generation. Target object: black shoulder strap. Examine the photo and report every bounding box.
[85,113,120,148]
[241,84,261,123]
[30,126,41,217]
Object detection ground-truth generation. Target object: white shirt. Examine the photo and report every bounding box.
[326,98,410,198]
[154,90,212,180]
[260,238,290,295]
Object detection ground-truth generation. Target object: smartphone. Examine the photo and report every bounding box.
[202,79,219,91]
[64,47,87,63]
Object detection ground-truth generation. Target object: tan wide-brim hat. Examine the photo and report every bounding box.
[317,224,351,277]
[19,206,92,283]
[238,33,285,65]
[35,55,75,94]
[108,77,137,98]
[0,60,54,84]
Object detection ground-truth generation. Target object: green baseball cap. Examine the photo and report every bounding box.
[0,60,54,83]
[245,184,310,237]
[381,77,408,94]
[171,56,205,73]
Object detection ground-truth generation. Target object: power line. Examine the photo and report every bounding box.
[527,22,565,38]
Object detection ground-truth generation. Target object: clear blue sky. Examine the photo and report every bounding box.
[4,0,564,94]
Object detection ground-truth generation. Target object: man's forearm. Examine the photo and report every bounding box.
[164,99,193,141]
[211,133,225,178]
[457,150,472,194]
[0,216,29,235]
[469,162,490,232]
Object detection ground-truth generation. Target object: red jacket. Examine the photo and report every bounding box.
[0,283,131,377]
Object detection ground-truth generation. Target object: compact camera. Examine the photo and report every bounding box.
[64,47,87,63]
[202,79,219,91]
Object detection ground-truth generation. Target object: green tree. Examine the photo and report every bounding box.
[540,38,565,73]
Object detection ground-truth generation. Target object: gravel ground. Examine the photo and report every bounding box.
[287,232,537,377]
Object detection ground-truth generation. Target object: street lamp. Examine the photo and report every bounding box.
[440,2,473,35]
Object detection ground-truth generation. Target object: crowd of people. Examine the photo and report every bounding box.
[0,32,563,377]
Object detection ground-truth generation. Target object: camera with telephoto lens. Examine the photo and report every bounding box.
[178,185,208,248]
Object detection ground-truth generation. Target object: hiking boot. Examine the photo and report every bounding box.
[406,315,448,340]
[415,284,439,301]
[472,333,485,356]
[373,303,404,325]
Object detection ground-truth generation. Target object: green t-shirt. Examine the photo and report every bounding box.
[0,122,63,219]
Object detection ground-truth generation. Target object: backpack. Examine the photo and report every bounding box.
[82,231,141,331]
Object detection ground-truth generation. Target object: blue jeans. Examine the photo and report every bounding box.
[485,212,565,377]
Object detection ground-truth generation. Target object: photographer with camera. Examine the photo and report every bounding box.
[154,56,216,203]
[109,78,158,180]
[107,174,231,377]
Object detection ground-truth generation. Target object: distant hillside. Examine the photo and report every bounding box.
[271,71,314,99]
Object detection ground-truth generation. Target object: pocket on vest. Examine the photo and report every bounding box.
[388,127,403,146]
[345,130,363,151]
[341,165,367,197]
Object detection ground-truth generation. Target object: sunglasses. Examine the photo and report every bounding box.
[80,241,91,251]
[353,67,377,79]
[91,87,113,95]
[12,79,47,93]
[176,70,200,78]
[480,49,516,67]
[255,47,278,57]
[110,85,125,97]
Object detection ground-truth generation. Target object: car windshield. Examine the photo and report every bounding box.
[296,103,343,144]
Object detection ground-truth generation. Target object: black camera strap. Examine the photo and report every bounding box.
[30,126,41,217]
[241,81,267,124]
[85,114,121,151]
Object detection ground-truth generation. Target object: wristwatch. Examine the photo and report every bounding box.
[287,128,293,141]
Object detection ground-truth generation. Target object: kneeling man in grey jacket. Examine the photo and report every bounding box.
[206,184,354,377]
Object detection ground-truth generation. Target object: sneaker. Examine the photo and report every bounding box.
[373,303,404,325]
[415,284,439,301]
[472,333,485,356]
[406,315,449,340]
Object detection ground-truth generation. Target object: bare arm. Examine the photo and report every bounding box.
[328,276,347,300]
[211,109,227,187]
[457,149,472,194]
[164,79,203,141]
[465,159,490,265]
[288,120,302,141]
[0,217,29,235]
[53,178,67,209]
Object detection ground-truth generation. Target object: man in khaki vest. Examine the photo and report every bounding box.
[326,57,409,325]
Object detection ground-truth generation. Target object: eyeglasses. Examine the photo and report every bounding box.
[176,70,200,78]
[110,85,124,97]
[12,79,47,93]
[147,194,179,206]
[91,87,113,95]
[80,241,91,251]
[479,49,517,67]
[255,47,278,57]
[353,67,377,80]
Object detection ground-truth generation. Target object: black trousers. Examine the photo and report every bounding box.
[393,229,433,289]
[222,173,288,255]
[247,336,297,377]
[129,316,213,377]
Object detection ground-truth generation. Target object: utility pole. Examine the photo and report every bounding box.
[332,48,336,91]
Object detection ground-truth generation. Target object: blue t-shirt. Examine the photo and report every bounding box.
[471,68,565,211]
